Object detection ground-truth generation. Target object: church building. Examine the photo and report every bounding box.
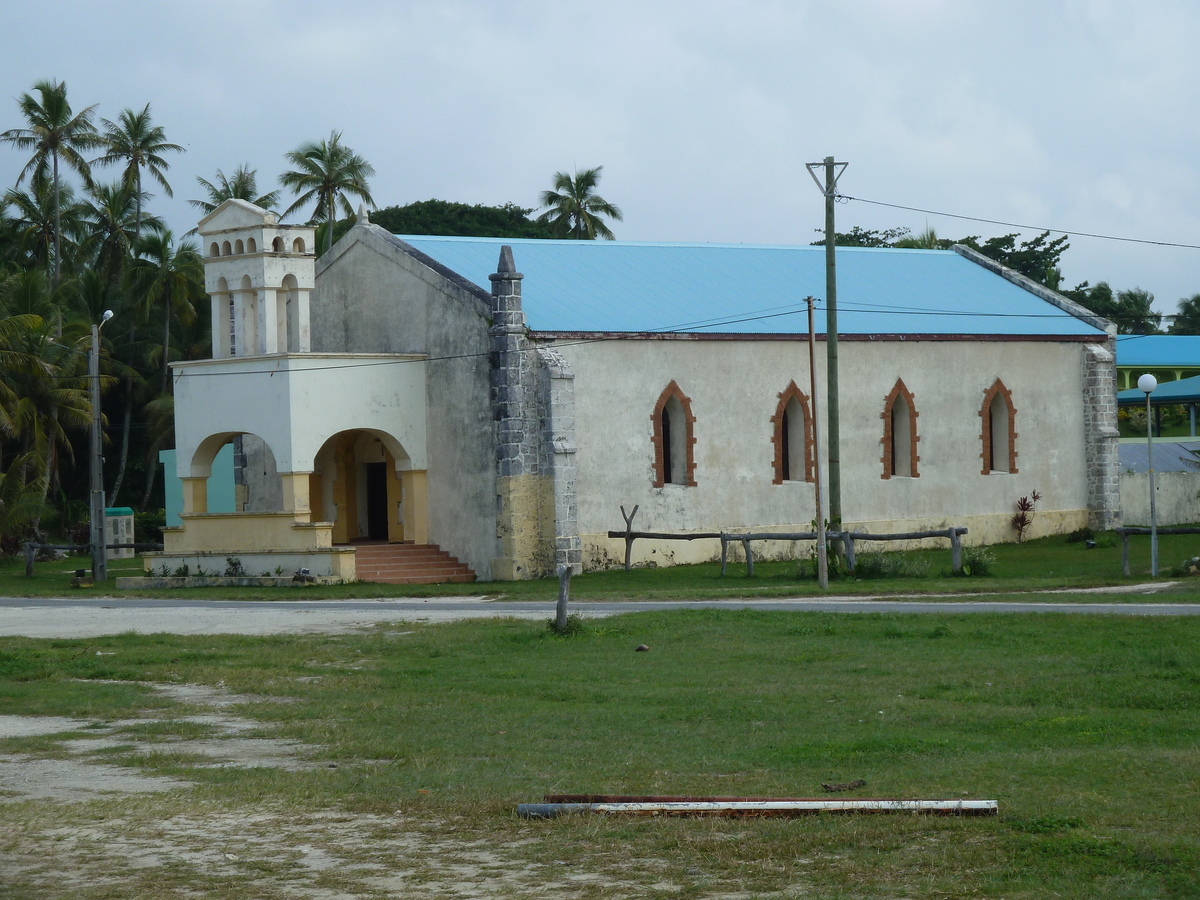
[148,200,1119,582]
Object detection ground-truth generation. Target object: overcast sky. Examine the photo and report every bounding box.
[3,0,1198,315]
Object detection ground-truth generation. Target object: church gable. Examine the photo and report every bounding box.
[197,198,278,234]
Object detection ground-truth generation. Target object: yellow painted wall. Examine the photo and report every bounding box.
[164,513,334,553]
[492,474,555,580]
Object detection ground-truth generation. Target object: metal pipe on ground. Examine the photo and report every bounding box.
[518,799,998,818]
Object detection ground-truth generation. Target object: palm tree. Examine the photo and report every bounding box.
[127,231,202,508]
[280,132,375,253]
[190,164,281,215]
[3,182,86,276]
[537,166,623,239]
[1169,294,1200,335]
[79,181,162,286]
[1,80,100,287]
[128,230,202,397]
[1,312,92,518]
[94,104,183,246]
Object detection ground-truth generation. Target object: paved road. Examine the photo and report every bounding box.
[2,589,1200,637]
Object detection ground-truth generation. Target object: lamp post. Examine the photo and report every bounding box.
[89,309,114,582]
[1137,372,1158,577]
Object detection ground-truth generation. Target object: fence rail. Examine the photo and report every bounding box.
[1113,526,1200,576]
[22,541,164,578]
[607,509,968,576]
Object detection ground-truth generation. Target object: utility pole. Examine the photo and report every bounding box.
[806,296,828,589]
[89,310,113,582]
[805,156,847,528]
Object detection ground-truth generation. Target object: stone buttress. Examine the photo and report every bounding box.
[488,246,579,578]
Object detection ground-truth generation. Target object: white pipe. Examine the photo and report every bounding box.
[518,799,997,818]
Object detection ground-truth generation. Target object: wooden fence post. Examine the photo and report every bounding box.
[1120,530,1130,577]
[841,532,856,574]
[949,528,963,573]
[742,538,754,577]
[621,505,639,572]
[720,534,729,577]
[555,565,571,632]
[24,542,35,578]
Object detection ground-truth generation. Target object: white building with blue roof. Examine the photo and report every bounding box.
[152,201,1120,582]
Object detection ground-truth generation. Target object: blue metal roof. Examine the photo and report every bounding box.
[396,236,1105,337]
[1116,335,1200,368]
[1117,373,1200,406]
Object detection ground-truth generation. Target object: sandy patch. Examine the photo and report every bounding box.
[0,681,318,803]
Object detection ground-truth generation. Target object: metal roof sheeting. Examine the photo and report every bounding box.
[1118,440,1200,474]
[395,236,1105,338]
[1116,335,1200,367]
[1117,373,1200,406]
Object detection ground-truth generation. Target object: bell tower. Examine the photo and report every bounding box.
[196,199,316,357]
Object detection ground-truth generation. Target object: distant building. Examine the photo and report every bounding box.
[148,200,1118,581]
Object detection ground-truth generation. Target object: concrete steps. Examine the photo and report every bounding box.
[352,542,476,585]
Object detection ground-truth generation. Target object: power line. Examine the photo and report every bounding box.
[840,194,1200,251]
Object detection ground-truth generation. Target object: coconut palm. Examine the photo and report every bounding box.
[1,80,100,287]
[79,181,162,286]
[190,164,281,215]
[128,230,202,396]
[537,166,623,240]
[3,182,86,276]
[1169,294,1200,335]
[2,312,92,516]
[280,132,375,252]
[94,104,183,246]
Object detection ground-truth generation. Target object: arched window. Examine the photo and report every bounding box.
[234,239,245,255]
[881,379,919,479]
[246,237,257,253]
[651,381,697,487]
[771,381,814,483]
[292,237,305,254]
[980,379,1018,474]
[272,236,285,252]
[221,240,232,256]
[209,242,220,258]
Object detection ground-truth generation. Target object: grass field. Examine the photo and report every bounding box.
[4,529,1199,601]
[2,609,1199,897]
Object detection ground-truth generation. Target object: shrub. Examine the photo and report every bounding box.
[956,546,995,577]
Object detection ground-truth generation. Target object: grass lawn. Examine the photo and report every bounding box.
[5,529,1200,601]
[2,610,1199,897]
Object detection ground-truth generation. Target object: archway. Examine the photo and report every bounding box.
[312,429,422,544]
[185,431,282,514]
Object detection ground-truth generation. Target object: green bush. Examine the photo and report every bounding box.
[134,509,165,545]
[957,545,995,577]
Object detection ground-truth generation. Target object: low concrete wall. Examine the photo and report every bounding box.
[1121,471,1200,526]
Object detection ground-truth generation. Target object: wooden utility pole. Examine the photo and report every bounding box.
[806,296,828,589]
[806,157,847,529]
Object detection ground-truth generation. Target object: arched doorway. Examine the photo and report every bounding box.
[312,429,426,545]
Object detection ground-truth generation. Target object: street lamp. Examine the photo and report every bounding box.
[89,309,114,582]
[1137,372,1158,577]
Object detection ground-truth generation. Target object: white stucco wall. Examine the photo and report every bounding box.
[1121,471,1200,526]
[558,337,1093,566]
[173,354,428,477]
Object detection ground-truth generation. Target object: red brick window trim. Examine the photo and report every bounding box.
[771,381,815,484]
[880,378,920,479]
[980,378,1018,474]
[651,380,697,487]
